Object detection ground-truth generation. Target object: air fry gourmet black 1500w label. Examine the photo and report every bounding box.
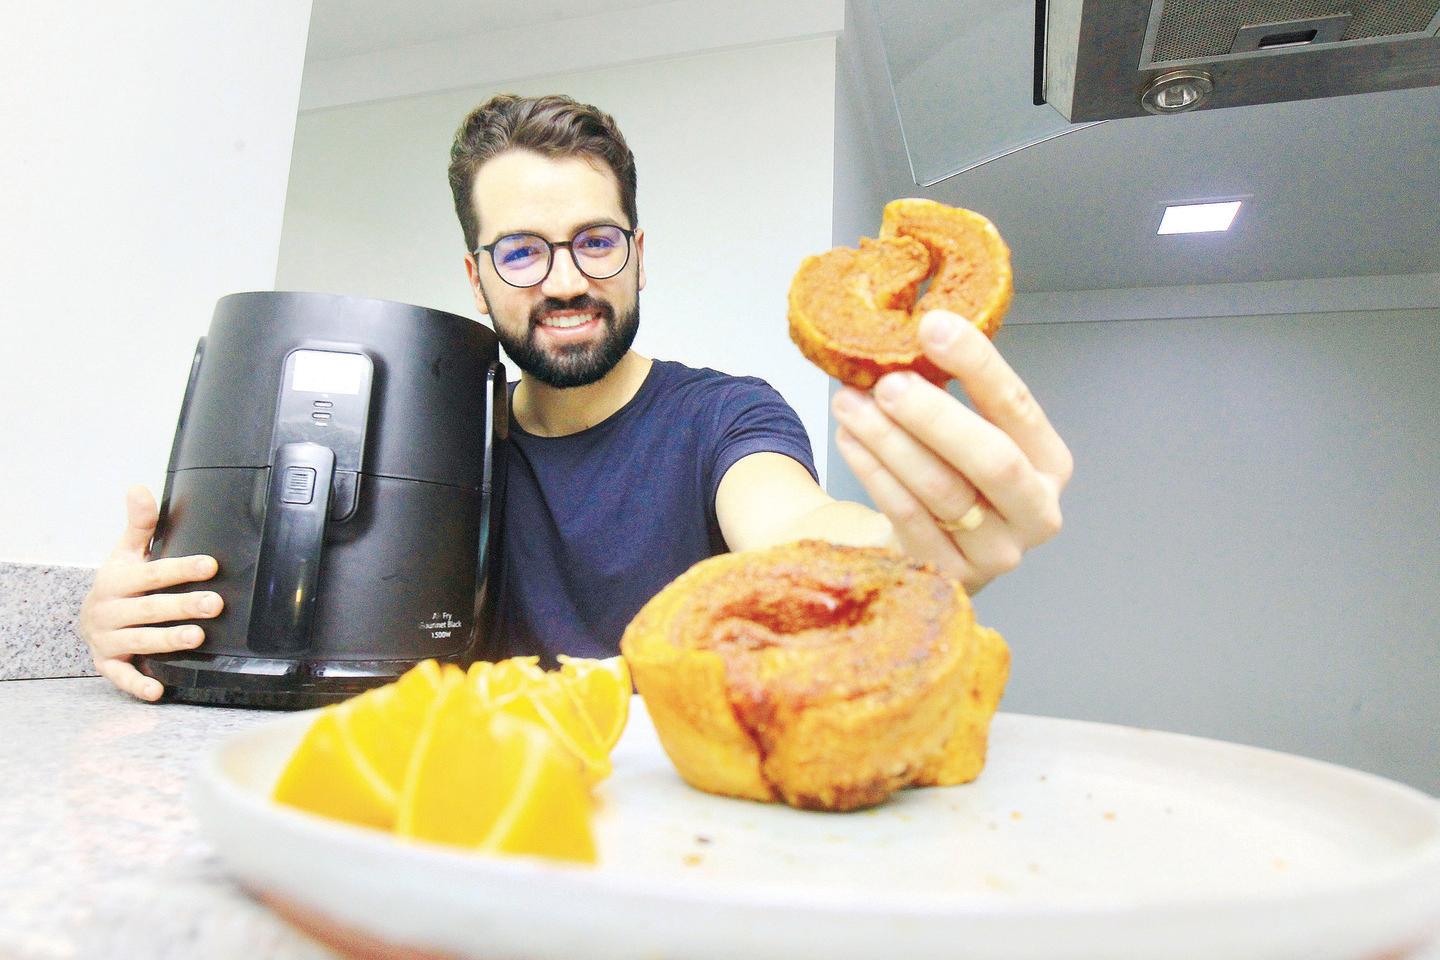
[419,612,464,640]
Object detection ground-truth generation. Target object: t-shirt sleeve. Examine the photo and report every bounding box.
[705,376,819,516]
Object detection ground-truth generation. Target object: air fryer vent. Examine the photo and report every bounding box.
[1144,0,1440,65]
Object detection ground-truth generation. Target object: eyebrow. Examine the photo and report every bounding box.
[484,218,627,245]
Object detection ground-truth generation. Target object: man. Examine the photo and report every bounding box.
[79,94,1072,701]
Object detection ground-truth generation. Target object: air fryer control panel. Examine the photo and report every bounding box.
[273,348,374,520]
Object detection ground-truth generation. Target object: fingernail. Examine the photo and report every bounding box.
[184,626,204,644]
[200,593,222,614]
[193,557,213,575]
[832,389,860,417]
[921,311,958,348]
[144,681,163,701]
[876,373,911,404]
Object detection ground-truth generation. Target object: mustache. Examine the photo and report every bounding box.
[529,295,613,328]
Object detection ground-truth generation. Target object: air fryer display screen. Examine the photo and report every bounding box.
[291,350,366,395]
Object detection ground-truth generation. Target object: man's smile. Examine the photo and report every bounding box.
[529,299,613,346]
[537,309,603,331]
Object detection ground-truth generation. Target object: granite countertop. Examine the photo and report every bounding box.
[5,677,1440,960]
[0,677,338,960]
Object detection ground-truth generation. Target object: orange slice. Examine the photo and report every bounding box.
[495,673,612,785]
[556,655,632,752]
[466,658,493,691]
[472,656,544,702]
[272,706,398,829]
[396,681,595,863]
[336,660,448,797]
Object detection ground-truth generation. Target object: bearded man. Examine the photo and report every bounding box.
[79,94,1073,700]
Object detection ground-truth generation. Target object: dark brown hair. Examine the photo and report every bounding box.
[448,93,638,254]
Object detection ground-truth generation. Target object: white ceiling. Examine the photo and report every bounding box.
[919,84,1440,292]
[301,0,1440,294]
[839,0,1440,292]
[304,0,661,61]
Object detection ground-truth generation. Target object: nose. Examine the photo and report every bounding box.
[540,247,589,300]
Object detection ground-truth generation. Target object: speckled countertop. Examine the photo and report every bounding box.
[0,677,338,960]
[0,562,98,681]
[6,677,1440,960]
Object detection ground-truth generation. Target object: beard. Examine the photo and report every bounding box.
[491,291,640,389]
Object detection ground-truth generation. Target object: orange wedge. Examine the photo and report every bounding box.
[396,681,595,863]
[556,655,632,751]
[272,705,398,829]
[489,656,544,699]
[469,655,546,702]
[336,660,448,797]
[494,672,612,785]
[466,658,493,691]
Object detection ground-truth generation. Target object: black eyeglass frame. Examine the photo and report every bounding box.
[474,224,637,289]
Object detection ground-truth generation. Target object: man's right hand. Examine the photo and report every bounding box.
[77,485,223,701]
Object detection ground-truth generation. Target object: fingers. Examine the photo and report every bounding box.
[834,425,975,585]
[90,588,224,632]
[929,500,1027,581]
[830,316,1072,592]
[95,657,165,702]
[838,377,1062,546]
[835,418,1019,592]
[89,623,206,661]
[110,485,160,562]
[918,311,1074,484]
[832,387,982,524]
[84,495,217,705]
[94,554,218,598]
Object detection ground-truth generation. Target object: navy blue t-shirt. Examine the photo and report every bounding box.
[490,359,817,662]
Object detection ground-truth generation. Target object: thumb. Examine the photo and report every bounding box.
[110,485,159,561]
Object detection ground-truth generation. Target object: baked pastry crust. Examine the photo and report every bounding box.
[620,541,1010,811]
[788,198,1013,388]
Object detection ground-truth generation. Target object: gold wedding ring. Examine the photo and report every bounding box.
[936,504,985,534]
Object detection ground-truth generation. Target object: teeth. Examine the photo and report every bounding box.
[541,313,597,329]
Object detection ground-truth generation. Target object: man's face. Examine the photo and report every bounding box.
[464,149,646,388]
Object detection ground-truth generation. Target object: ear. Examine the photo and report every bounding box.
[634,227,646,293]
[464,253,491,318]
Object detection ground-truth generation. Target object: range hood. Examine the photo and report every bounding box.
[868,0,1440,185]
[1045,0,1440,121]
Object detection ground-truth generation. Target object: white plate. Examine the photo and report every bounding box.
[192,700,1440,960]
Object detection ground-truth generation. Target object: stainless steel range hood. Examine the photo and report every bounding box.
[1045,0,1440,121]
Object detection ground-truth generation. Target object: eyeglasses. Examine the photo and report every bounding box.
[476,224,635,288]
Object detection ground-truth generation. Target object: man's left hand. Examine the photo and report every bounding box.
[830,309,1073,594]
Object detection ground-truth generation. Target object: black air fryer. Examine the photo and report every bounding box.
[135,291,508,708]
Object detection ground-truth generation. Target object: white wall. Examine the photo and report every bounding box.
[275,38,839,484]
[824,296,1440,795]
[832,12,888,251]
[995,308,1440,796]
[0,2,313,565]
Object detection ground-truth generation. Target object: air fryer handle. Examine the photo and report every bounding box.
[248,442,336,654]
[471,362,507,650]
[152,337,206,556]
[476,362,506,570]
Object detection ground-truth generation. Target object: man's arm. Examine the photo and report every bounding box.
[716,310,1071,596]
[714,452,894,552]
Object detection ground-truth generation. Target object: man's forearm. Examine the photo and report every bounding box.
[770,500,990,594]
[771,498,898,551]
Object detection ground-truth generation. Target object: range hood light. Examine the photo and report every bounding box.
[1141,71,1215,115]
[1158,201,1243,235]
